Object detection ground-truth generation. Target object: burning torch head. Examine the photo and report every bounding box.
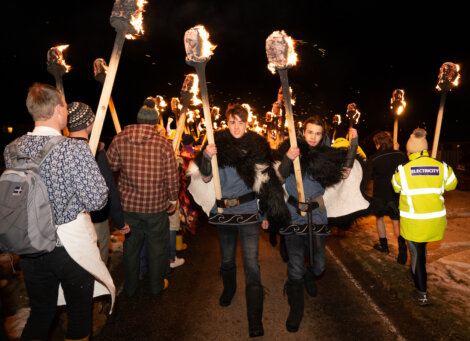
[110,0,145,36]
[436,62,460,92]
[47,45,70,76]
[346,103,360,126]
[184,25,216,63]
[266,30,297,72]
[93,58,109,84]
[332,114,342,126]
[171,97,181,115]
[390,89,406,115]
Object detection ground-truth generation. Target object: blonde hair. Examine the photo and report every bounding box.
[26,83,63,121]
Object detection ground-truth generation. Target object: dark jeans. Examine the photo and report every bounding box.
[284,233,326,283]
[406,240,428,292]
[123,211,169,296]
[216,223,261,287]
[20,247,94,340]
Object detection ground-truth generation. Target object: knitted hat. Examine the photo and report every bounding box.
[137,97,158,125]
[182,133,195,146]
[406,128,428,154]
[67,102,95,132]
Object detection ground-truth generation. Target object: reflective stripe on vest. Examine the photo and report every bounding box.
[397,164,446,216]
[400,209,446,220]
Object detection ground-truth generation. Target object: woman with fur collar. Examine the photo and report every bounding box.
[276,116,358,333]
[191,103,289,338]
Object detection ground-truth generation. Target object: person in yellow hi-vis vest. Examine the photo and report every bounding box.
[392,128,458,306]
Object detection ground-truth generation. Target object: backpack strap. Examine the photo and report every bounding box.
[33,136,67,166]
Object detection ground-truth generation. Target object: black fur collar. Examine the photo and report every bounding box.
[277,138,347,188]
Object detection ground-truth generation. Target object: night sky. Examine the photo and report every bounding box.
[2,1,469,146]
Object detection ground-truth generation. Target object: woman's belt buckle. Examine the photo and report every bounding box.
[224,198,240,208]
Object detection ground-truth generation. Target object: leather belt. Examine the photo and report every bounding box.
[288,196,319,213]
[216,192,256,209]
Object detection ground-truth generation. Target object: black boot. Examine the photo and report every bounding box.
[246,284,264,337]
[304,270,317,297]
[285,281,304,332]
[219,267,236,306]
[269,232,277,246]
[397,236,408,264]
[373,238,389,253]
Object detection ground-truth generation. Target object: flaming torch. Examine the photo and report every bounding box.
[331,114,342,142]
[345,102,361,141]
[47,44,71,136]
[390,89,406,147]
[89,0,147,155]
[184,25,223,212]
[266,30,306,213]
[431,62,460,158]
[47,44,71,97]
[173,74,199,152]
[93,58,122,134]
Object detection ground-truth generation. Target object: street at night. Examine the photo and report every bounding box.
[2,1,470,341]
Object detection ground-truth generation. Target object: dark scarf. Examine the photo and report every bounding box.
[277,138,348,188]
[195,130,290,232]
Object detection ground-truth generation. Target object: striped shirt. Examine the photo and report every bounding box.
[107,124,179,213]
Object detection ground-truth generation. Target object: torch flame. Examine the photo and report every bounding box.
[188,74,202,106]
[266,30,298,74]
[390,89,406,116]
[48,44,71,72]
[197,25,216,58]
[125,0,147,39]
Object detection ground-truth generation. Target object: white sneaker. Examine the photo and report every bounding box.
[170,257,185,268]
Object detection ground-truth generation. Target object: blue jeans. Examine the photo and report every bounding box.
[20,247,94,340]
[123,211,169,296]
[215,223,261,287]
[169,230,177,261]
[284,234,326,283]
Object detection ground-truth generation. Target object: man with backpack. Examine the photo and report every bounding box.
[2,83,113,341]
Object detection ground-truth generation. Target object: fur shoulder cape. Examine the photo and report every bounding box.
[277,138,348,188]
[193,130,290,232]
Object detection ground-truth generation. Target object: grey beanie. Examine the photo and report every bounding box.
[137,97,159,125]
[67,102,95,132]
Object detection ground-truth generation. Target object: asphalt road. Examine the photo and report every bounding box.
[93,217,440,341]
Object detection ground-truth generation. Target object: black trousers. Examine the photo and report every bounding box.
[20,246,94,340]
[406,240,427,292]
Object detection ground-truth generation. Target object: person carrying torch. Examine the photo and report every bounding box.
[188,103,289,338]
[276,115,360,333]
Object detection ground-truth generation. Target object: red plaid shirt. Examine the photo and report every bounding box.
[107,124,179,213]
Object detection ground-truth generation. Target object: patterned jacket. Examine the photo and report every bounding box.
[3,127,108,225]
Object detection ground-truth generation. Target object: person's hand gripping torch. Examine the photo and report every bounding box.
[184,25,223,213]
[173,74,198,152]
[94,58,122,134]
[266,30,306,214]
[431,62,460,158]
[390,89,406,148]
[89,0,147,155]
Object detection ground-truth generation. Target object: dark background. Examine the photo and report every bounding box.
[1,1,469,149]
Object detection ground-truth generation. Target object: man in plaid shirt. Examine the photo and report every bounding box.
[107,99,179,296]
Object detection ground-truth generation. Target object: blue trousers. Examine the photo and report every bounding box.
[215,223,261,287]
[284,233,326,283]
